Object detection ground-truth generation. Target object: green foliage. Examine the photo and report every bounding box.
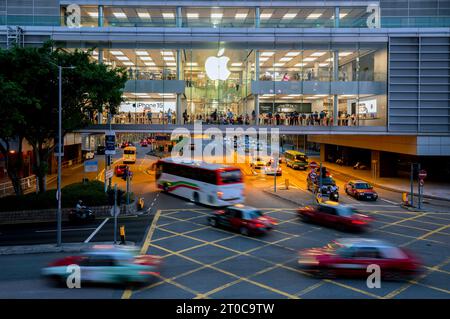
[0,180,133,212]
[0,42,128,193]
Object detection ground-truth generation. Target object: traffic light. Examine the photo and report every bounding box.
[122,167,128,181]
[321,166,327,176]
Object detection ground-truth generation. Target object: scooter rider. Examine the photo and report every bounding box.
[76,200,84,212]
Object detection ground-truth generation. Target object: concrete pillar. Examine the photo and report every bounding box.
[334,7,340,28]
[176,94,182,125]
[333,95,338,126]
[98,5,104,27]
[176,49,182,124]
[176,6,182,27]
[255,7,260,28]
[254,95,260,125]
[254,50,260,125]
[371,150,381,179]
[320,144,326,162]
[333,50,339,125]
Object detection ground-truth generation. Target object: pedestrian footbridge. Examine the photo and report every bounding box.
[76,124,398,136]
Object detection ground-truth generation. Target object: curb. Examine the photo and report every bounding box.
[262,189,303,206]
[0,241,136,256]
[325,167,450,203]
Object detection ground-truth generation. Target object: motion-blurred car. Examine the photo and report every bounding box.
[298,238,422,280]
[140,140,148,147]
[42,245,161,286]
[114,164,129,177]
[345,180,378,201]
[208,204,277,236]
[297,202,373,232]
[250,156,267,170]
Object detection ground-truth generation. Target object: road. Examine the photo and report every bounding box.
[0,144,449,299]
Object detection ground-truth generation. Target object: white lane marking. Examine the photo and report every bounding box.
[84,218,110,243]
[380,198,399,205]
[36,228,97,233]
[146,193,160,213]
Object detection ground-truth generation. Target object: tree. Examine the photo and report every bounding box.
[0,42,128,193]
[0,75,27,195]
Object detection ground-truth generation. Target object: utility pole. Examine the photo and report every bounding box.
[55,64,75,247]
[410,163,414,207]
[56,66,62,247]
[113,184,118,244]
[417,163,421,209]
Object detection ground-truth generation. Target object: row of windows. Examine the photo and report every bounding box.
[160,162,218,184]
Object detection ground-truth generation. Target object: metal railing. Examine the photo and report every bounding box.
[0,175,36,198]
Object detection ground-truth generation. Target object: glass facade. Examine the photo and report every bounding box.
[70,41,387,127]
[9,1,446,129]
[52,4,450,29]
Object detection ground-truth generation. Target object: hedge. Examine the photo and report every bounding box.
[0,180,132,212]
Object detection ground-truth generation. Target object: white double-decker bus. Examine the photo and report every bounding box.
[155,158,244,206]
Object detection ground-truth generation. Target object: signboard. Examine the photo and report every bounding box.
[260,102,312,114]
[309,161,318,169]
[54,135,64,157]
[419,169,427,180]
[105,169,114,179]
[120,101,176,113]
[358,99,377,114]
[105,131,116,155]
[110,206,120,217]
[84,160,98,173]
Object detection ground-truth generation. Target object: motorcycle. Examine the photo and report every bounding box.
[320,185,340,202]
[68,206,95,223]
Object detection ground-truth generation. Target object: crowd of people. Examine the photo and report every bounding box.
[113,109,359,126]
[258,110,358,126]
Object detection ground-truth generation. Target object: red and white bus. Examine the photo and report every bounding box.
[155,158,244,206]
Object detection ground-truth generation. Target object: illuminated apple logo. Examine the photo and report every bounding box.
[205,54,231,81]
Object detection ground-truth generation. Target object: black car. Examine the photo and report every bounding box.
[68,207,95,223]
[96,145,106,155]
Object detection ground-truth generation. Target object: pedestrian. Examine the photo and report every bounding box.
[183,110,188,124]
[147,111,152,124]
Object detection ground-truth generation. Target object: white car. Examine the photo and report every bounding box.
[264,164,282,176]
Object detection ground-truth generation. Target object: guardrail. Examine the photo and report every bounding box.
[0,175,37,198]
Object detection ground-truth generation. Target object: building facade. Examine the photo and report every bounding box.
[1,0,450,179]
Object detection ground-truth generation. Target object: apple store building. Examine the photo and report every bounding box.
[1,0,449,135]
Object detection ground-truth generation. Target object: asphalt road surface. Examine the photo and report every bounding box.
[0,145,449,299]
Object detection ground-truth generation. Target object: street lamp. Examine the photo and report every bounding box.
[56,65,75,247]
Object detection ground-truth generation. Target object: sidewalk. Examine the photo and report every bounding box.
[309,157,450,202]
[0,241,136,255]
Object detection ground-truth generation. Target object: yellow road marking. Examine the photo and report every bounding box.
[150,243,300,299]
[417,224,450,240]
[295,282,326,297]
[378,213,427,229]
[121,209,162,299]
[383,257,450,299]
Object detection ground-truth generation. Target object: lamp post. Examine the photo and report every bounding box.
[56,65,75,247]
